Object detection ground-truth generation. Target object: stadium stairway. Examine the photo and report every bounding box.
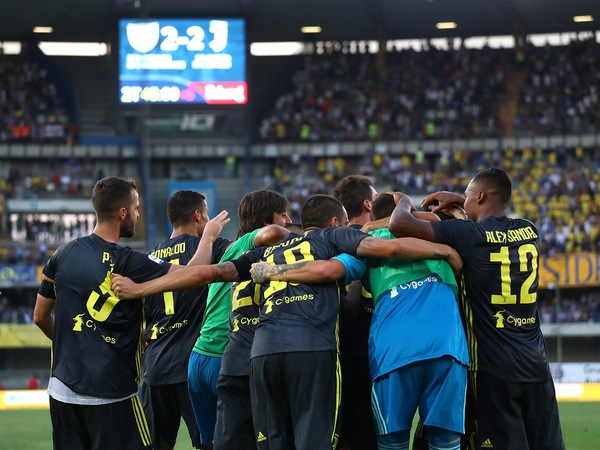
[499,69,528,138]
[52,56,115,136]
[213,177,244,240]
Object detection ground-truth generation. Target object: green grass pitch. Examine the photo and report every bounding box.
[0,402,598,449]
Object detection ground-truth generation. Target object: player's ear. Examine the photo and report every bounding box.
[477,189,486,204]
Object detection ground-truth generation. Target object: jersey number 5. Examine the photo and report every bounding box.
[489,244,538,305]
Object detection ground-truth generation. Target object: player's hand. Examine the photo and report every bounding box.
[439,204,468,220]
[250,262,273,284]
[112,273,141,300]
[421,191,465,213]
[387,191,414,209]
[202,210,230,242]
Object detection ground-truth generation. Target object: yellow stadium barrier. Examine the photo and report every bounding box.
[0,389,49,410]
[1,383,599,410]
[554,383,600,401]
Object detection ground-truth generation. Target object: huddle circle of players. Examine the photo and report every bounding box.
[34,171,564,450]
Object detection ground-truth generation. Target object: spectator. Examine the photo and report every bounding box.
[28,373,39,389]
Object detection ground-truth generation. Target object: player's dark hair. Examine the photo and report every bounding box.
[237,189,289,238]
[371,193,396,220]
[92,177,137,222]
[301,194,346,229]
[332,175,374,220]
[168,190,206,228]
[473,168,512,204]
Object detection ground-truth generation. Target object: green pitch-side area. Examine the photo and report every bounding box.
[0,402,598,449]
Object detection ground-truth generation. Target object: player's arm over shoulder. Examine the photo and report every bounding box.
[254,224,290,247]
[250,259,346,284]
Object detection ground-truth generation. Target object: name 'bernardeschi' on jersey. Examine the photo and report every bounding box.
[485,226,538,244]
[261,235,303,258]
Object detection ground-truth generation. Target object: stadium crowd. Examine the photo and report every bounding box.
[257,47,510,142]
[539,290,600,324]
[0,290,34,324]
[0,56,74,144]
[258,37,600,142]
[265,145,600,256]
[1,144,599,258]
[514,38,600,136]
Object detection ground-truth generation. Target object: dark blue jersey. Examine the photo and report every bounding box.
[220,278,261,376]
[43,233,171,398]
[432,216,549,382]
[338,224,374,359]
[221,233,304,377]
[143,235,230,385]
[247,227,369,358]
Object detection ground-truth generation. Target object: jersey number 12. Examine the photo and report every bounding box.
[489,244,538,305]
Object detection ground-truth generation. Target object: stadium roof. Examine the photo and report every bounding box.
[3,0,599,44]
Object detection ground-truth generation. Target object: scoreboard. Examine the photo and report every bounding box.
[119,18,247,105]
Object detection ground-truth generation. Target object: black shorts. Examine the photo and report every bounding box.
[476,370,565,450]
[142,381,201,449]
[49,395,151,450]
[213,374,255,450]
[337,355,377,450]
[250,350,341,450]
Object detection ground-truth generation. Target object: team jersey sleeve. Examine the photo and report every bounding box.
[431,219,478,256]
[42,249,59,280]
[329,227,370,256]
[118,248,172,282]
[242,245,267,264]
[212,237,233,264]
[333,253,367,286]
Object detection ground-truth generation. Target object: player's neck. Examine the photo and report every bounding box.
[475,206,507,222]
[171,224,199,239]
[348,211,370,227]
[92,223,121,243]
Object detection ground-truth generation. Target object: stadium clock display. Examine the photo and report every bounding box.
[119,18,247,105]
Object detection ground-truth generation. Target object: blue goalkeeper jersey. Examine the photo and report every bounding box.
[336,228,468,381]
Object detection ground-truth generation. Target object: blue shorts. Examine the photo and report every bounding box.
[371,357,467,435]
[188,351,222,445]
